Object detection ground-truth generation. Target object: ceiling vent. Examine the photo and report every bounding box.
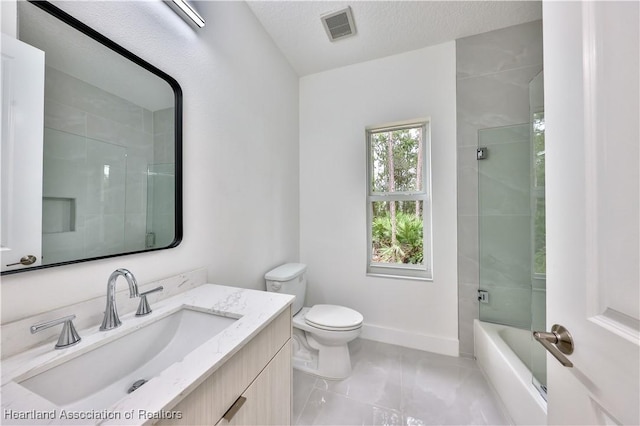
[321,7,356,42]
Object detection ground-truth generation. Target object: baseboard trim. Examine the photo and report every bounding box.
[360,323,459,357]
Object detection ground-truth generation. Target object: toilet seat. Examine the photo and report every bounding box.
[304,304,363,331]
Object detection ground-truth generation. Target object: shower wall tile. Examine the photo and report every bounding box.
[457,65,541,135]
[42,129,87,206]
[153,108,174,134]
[84,213,126,258]
[42,128,86,167]
[44,67,79,108]
[148,109,176,248]
[457,215,479,284]
[86,114,148,149]
[45,66,144,130]
[458,320,475,359]
[143,108,154,134]
[125,214,147,251]
[478,123,530,146]
[153,132,175,164]
[42,231,84,265]
[41,128,88,265]
[125,157,150,215]
[457,121,480,149]
[456,20,543,79]
[153,107,175,164]
[458,282,479,356]
[531,287,546,332]
[44,99,86,137]
[153,212,176,247]
[84,140,127,216]
[147,164,176,248]
[456,21,543,355]
[42,67,166,262]
[477,284,532,329]
[457,146,479,217]
[479,215,532,289]
[478,135,531,216]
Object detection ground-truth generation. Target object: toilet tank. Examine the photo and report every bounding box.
[265,263,307,315]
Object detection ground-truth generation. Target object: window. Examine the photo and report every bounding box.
[532,111,546,276]
[366,121,432,280]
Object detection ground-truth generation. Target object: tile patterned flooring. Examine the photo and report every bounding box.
[293,339,511,425]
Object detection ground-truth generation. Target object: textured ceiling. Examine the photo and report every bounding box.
[247,1,542,76]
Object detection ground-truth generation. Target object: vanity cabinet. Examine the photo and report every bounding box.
[217,340,291,425]
[158,307,292,425]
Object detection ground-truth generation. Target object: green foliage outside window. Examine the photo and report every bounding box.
[372,208,423,264]
[533,112,546,275]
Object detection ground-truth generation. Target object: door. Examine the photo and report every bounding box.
[543,2,639,424]
[217,341,292,426]
[1,35,44,272]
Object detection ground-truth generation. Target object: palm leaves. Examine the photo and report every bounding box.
[372,212,423,264]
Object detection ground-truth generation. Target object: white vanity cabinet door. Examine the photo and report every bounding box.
[217,340,292,426]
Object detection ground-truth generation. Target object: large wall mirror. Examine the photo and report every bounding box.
[1,1,183,274]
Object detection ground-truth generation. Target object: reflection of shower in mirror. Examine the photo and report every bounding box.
[1,0,182,274]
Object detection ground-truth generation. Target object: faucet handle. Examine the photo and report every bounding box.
[31,314,82,349]
[136,286,164,317]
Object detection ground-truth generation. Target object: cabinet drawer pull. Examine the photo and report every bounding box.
[223,396,247,422]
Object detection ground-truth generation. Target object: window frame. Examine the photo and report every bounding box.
[365,120,433,281]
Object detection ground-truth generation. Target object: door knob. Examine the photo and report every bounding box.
[6,255,37,267]
[533,324,574,367]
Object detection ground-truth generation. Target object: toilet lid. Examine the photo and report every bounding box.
[305,304,363,331]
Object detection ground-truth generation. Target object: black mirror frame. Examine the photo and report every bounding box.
[3,0,183,275]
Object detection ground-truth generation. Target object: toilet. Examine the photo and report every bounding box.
[265,263,363,380]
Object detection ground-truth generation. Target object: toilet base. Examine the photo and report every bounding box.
[291,327,354,380]
[291,333,318,371]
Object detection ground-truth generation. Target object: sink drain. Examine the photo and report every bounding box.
[127,379,147,394]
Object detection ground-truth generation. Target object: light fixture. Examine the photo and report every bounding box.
[167,0,205,28]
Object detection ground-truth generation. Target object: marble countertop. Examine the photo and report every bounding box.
[1,284,294,425]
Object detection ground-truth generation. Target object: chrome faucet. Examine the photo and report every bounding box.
[31,314,82,349]
[100,269,139,331]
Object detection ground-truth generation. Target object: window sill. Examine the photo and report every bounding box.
[366,272,433,282]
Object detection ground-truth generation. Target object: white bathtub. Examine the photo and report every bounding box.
[474,320,547,425]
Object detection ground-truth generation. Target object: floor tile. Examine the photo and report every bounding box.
[294,338,510,426]
[368,405,403,425]
[297,388,370,425]
[315,340,403,411]
[293,370,318,422]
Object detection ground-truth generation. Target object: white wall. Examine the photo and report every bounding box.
[299,43,459,355]
[1,1,16,38]
[1,1,299,323]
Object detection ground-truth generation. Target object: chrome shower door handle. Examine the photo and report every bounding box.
[533,324,574,368]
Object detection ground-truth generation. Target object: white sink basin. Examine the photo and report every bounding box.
[18,308,237,411]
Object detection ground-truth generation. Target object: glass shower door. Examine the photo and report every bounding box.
[478,123,533,330]
[530,110,547,397]
[529,71,547,398]
[477,121,548,400]
[146,163,176,249]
